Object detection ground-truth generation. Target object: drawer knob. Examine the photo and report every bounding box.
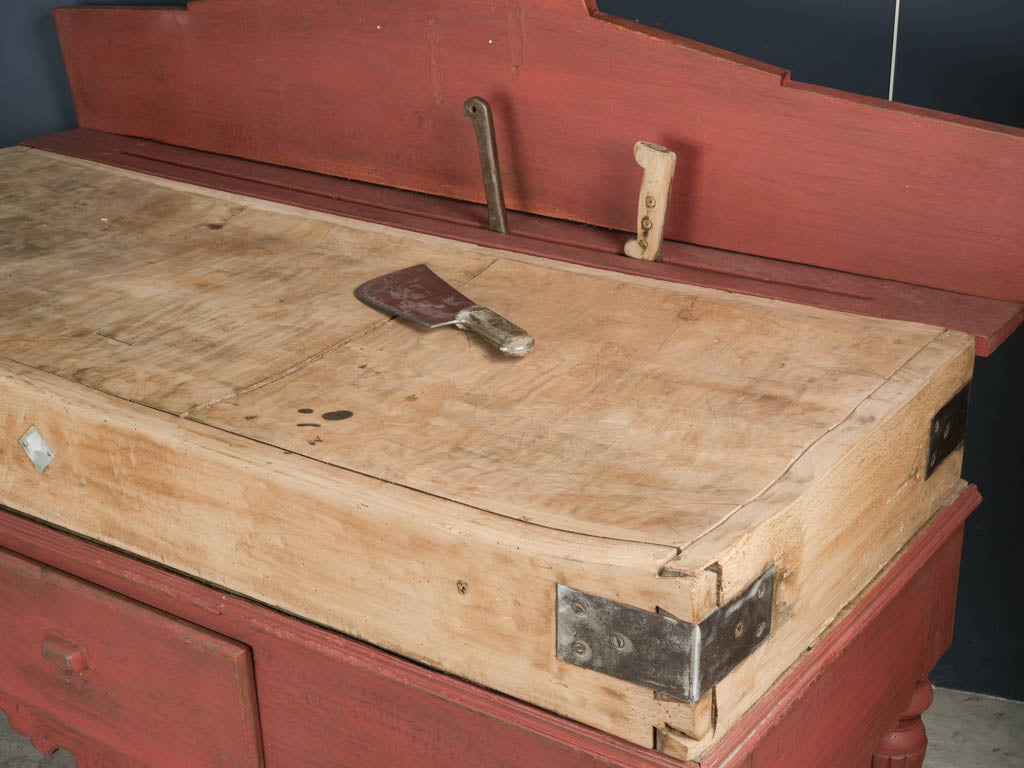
[42,634,90,673]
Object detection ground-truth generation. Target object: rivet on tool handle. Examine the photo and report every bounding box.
[624,141,676,261]
[463,96,509,234]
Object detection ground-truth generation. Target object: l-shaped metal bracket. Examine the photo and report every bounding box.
[556,565,775,702]
[926,382,970,479]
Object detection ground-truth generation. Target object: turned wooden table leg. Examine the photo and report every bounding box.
[872,680,934,767]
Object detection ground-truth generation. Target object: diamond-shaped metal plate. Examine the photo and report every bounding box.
[19,426,55,473]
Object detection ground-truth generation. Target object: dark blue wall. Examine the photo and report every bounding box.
[2,0,1022,701]
[0,1,169,148]
[601,0,899,99]
[897,0,1024,128]
[0,2,74,147]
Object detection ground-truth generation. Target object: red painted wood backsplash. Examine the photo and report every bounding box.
[55,0,1024,301]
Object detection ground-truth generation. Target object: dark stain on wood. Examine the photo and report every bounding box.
[321,410,354,421]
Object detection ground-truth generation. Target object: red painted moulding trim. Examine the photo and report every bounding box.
[0,485,980,768]
[23,129,1024,355]
[52,0,1024,301]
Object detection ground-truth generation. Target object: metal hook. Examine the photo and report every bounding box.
[463,96,509,234]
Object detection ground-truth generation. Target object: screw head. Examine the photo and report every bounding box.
[456,580,468,594]
[734,619,745,638]
[571,640,590,657]
[756,621,767,639]
[757,583,767,599]
[571,600,587,616]
[641,216,653,230]
[645,195,657,208]
[638,239,648,249]
[611,633,627,650]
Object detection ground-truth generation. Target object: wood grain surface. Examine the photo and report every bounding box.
[53,0,1024,300]
[0,355,715,748]
[0,147,974,755]
[26,129,1023,356]
[0,507,686,768]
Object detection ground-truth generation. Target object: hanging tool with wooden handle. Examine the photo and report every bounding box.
[355,264,534,357]
[624,141,677,261]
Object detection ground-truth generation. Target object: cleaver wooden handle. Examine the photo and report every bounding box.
[455,306,534,357]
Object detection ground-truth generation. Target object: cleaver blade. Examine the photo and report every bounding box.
[355,264,534,357]
[355,264,475,328]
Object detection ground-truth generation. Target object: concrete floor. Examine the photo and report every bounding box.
[0,709,74,768]
[923,689,1023,768]
[0,687,1021,767]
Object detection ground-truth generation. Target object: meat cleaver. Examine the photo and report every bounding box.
[355,264,534,357]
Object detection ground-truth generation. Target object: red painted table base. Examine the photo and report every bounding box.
[872,681,934,768]
[0,486,979,768]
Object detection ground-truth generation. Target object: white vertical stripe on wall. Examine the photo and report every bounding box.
[889,0,902,100]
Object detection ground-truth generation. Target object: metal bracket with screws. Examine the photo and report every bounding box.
[926,382,970,479]
[555,565,775,702]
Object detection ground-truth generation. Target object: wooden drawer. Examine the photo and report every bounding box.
[0,546,263,768]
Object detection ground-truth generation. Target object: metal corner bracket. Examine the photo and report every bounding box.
[926,382,970,479]
[556,565,775,702]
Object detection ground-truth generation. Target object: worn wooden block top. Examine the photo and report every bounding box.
[0,148,974,758]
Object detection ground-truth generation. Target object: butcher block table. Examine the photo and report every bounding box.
[0,146,983,767]
[5,0,1024,764]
